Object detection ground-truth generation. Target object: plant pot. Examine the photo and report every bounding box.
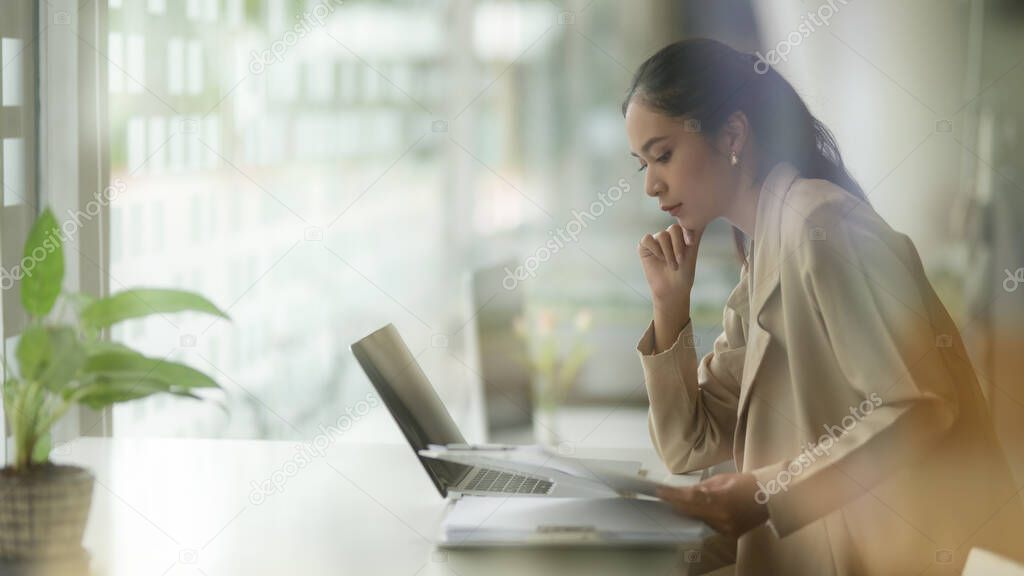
[0,464,93,563]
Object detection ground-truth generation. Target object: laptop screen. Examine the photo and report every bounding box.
[350,323,471,496]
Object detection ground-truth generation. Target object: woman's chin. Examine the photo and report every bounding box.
[676,213,708,230]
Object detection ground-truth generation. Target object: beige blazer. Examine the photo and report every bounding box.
[637,161,1023,575]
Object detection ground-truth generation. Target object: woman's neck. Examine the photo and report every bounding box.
[724,166,764,239]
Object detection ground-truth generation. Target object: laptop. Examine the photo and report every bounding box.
[350,323,636,498]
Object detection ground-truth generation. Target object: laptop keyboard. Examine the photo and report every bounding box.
[463,469,554,495]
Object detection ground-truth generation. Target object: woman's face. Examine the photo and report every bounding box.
[625,100,736,231]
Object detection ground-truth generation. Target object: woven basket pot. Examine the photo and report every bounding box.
[0,465,94,561]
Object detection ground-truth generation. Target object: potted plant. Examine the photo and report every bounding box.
[0,208,228,566]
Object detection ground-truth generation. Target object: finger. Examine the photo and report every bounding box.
[667,224,685,266]
[655,232,677,270]
[656,486,676,501]
[657,486,706,515]
[665,498,704,520]
[639,234,665,260]
[637,235,653,256]
[696,485,714,506]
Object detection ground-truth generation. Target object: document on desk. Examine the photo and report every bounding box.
[439,497,709,548]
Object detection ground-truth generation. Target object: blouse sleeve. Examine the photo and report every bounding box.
[636,283,748,473]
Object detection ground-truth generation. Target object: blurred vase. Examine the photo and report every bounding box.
[533,406,560,447]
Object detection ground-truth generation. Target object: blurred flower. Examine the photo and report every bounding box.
[536,308,555,336]
[513,315,527,337]
[574,308,592,332]
[511,306,593,412]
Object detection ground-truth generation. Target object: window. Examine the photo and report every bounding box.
[106,1,718,441]
[1,0,40,458]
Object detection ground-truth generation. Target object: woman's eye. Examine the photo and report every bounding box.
[636,151,668,173]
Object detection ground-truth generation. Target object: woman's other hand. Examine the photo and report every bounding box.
[656,472,769,538]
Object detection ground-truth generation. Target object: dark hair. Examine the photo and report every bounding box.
[622,38,868,265]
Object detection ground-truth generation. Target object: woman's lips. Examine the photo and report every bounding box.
[661,203,682,216]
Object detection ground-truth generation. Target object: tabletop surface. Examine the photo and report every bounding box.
[50,435,705,576]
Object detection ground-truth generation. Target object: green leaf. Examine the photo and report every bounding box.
[21,208,64,317]
[15,326,86,392]
[83,340,138,355]
[1,379,17,417]
[16,326,51,381]
[72,375,201,410]
[83,350,220,389]
[31,431,51,463]
[80,289,229,330]
[41,327,85,392]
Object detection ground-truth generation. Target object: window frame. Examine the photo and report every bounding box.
[1,0,42,462]
[35,0,112,440]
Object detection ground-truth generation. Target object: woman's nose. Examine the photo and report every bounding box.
[645,174,663,198]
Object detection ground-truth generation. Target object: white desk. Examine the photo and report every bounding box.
[52,437,704,576]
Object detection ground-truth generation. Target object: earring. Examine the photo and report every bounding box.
[730,152,739,166]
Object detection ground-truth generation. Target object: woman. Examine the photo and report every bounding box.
[626,39,1022,575]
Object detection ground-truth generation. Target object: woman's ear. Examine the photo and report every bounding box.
[716,110,750,157]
